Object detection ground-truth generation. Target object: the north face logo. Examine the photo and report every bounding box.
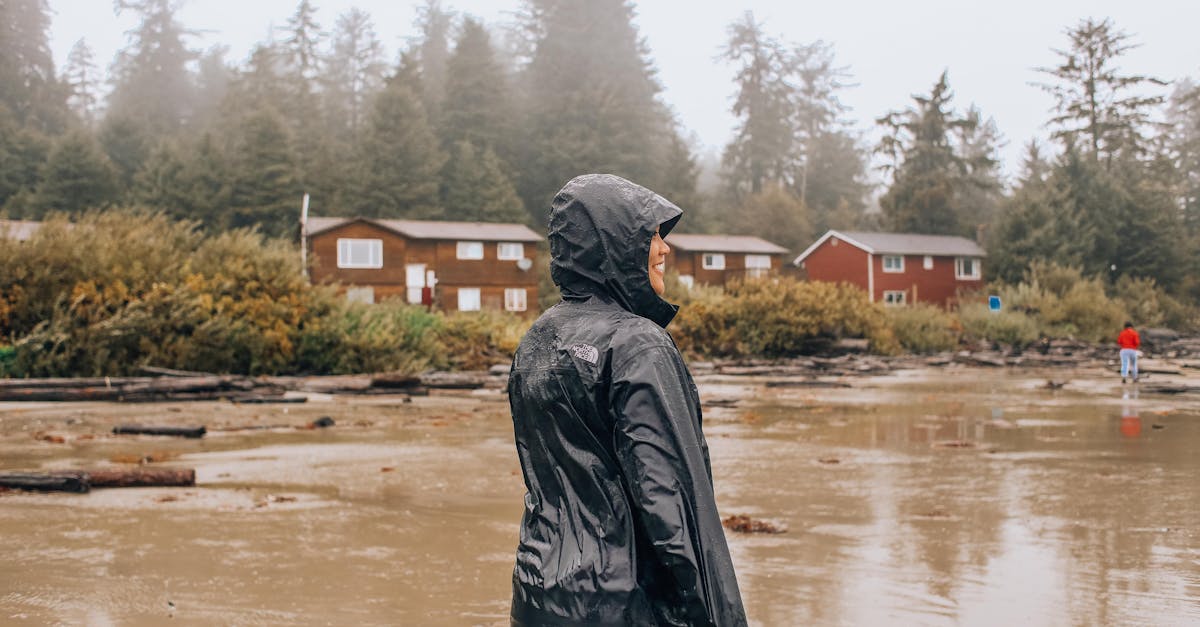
[571,344,599,365]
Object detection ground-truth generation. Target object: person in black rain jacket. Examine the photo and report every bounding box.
[508,174,747,626]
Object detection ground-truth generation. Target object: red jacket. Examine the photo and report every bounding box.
[1118,328,1140,349]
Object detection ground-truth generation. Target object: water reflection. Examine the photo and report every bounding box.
[1120,388,1141,438]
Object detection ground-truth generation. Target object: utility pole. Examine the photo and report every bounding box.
[300,193,310,279]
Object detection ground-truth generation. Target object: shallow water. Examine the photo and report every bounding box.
[1,369,1197,626]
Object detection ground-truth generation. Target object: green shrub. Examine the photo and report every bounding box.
[1112,275,1199,332]
[436,309,532,371]
[958,302,1040,347]
[889,304,960,353]
[295,297,442,375]
[672,278,899,358]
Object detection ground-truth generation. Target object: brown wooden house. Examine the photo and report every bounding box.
[306,217,543,313]
[665,233,790,287]
[793,230,986,308]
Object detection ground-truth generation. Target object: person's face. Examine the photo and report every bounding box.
[649,227,670,296]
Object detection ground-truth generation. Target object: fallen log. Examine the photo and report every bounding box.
[0,471,89,493]
[113,425,206,438]
[764,379,851,388]
[87,468,194,488]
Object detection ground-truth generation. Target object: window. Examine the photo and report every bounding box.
[497,242,524,260]
[504,288,527,312]
[456,241,484,260]
[923,255,933,270]
[882,255,904,273]
[702,253,725,270]
[678,274,695,289]
[745,254,771,278]
[406,264,427,304]
[345,286,375,304]
[883,290,907,306]
[956,257,981,279]
[337,238,382,268]
[457,288,481,311]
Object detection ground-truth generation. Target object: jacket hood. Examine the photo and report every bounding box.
[548,174,683,328]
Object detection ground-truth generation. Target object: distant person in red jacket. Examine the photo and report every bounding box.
[1118,322,1140,383]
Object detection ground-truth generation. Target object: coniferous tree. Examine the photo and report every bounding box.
[440,140,527,222]
[876,71,985,235]
[33,129,119,215]
[726,184,813,254]
[515,0,685,221]
[720,12,794,198]
[106,0,196,137]
[0,0,68,133]
[323,8,386,139]
[413,0,455,129]
[440,17,515,161]
[1034,18,1167,166]
[348,72,444,218]
[62,39,100,127]
[225,107,300,236]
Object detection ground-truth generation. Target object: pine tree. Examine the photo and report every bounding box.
[348,73,444,218]
[0,0,68,133]
[323,8,386,138]
[107,0,197,137]
[440,17,515,161]
[876,71,981,235]
[719,11,794,198]
[441,140,526,222]
[225,107,300,237]
[33,129,119,215]
[726,184,812,254]
[1034,18,1166,166]
[515,0,684,220]
[62,39,100,127]
[413,0,455,129]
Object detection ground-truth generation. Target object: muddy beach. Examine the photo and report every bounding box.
[1,364,1198,626]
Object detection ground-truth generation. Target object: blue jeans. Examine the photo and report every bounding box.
[1120,348,1138,380]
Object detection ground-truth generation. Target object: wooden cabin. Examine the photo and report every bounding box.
[665,233,790,288]
[306,217,543,313]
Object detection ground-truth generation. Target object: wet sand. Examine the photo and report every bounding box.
[1,366,1197,626]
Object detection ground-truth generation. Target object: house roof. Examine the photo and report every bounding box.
[666,233,789,255]
[306,216,542,242]
[794,229,986,265]
[0,219,42,241]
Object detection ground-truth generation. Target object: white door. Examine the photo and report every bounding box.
[406,264,426,304]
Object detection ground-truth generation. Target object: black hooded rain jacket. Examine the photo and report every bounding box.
[508,174,747,626]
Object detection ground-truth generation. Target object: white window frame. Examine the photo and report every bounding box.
[882,255,904,273]
[457,287,481,311]
[337,238,383,269]
[702,253,725,270]
[955,257,981,280]
[456,241,484,260]
[923,255,934,270]
[497,242,524,261]
[745,254,771,279]
[678,274,695,289]
[883,290,907,306]
[345,286,375,304]
[504,288,527,312]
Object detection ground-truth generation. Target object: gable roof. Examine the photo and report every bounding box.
[306,216,542,242]
[794,229,986,265]
[666,233,788,255]
[0,219,42,242]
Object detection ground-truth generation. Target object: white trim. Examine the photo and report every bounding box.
[955,256,982,280]
[793,229,876,266]
[923,255,933,270]
[867,254,875,302]
[456,241,484,260]
[337,238,383,268]
[504,288,527,312]
[457,287,481,311]
[883,290,907,306]
[882,255,905,273]
[701,252,726,270]
[497,242,524,260]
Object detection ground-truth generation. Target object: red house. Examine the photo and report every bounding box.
[793,230,985,308]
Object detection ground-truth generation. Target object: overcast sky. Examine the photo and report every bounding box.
[48,0,1200,180]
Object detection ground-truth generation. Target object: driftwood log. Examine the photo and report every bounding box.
[0,471,90,493]
[0,468,195,492]
[113,425,206,438]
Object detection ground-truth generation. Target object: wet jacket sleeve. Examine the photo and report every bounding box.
[609,343,732,627]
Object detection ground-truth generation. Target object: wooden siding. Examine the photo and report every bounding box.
[308,221,538,312]
[801,235,984,308]
[670,251,784,286]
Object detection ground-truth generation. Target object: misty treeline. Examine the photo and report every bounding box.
[2,1,1199,306]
